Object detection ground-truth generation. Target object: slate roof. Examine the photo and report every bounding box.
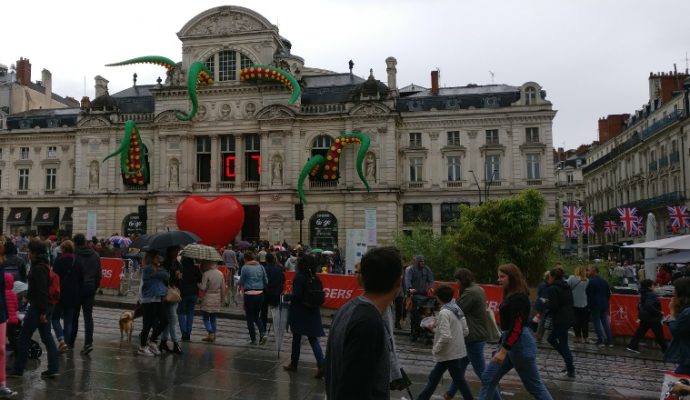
[5,107,79,130]
[109,84,155,113]
[396,84,522,112]
[301,73,368,105]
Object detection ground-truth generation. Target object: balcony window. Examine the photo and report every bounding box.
[525,127,539,143]
[447,156,461,181]
[196,136,211,183]
[410,158,423,182]
[220,135,236,182]
[18,169,29,190]
[311,135,335,181]
[20,147,29,160]
[45,168,56,191]
[485,155,500,181]
[526,154,540,180]
[47,146,57,159]
[403,203,432,224]
[244,134,261,182]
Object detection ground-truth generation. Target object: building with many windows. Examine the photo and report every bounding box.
[583,70,690,256]
[0,5,558,249]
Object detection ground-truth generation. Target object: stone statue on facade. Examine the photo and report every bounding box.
[365,152,376,182]
[89,161,99,189]
[272,156,283,185]
[169,160,179,188]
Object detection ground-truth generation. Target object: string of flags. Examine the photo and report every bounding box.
[561,205,690,238]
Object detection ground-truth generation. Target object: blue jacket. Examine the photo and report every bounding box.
[585,275,610,311]
[238,262,267,290]
[141,264,169,301]
[665,306,690,366]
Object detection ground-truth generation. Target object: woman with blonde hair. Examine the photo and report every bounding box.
[567,266,589,344]
[478,264,552,400]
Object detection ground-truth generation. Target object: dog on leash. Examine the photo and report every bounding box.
[119,311,134,342]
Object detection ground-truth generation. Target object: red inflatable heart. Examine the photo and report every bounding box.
[176,195,245,246]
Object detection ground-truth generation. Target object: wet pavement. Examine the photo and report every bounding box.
[4,295,673,399]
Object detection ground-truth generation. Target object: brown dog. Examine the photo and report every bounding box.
[119,311,134,342]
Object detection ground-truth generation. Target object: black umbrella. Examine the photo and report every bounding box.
[130,234,152,250]
[135,231,201,251]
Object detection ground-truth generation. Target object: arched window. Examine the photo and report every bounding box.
[205,50,255,82]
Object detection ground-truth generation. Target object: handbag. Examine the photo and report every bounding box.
[165,286,182,303]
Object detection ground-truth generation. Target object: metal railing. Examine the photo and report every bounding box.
[192,182,210,190]
[242,181,259,190]
[309,180,338,189]
[217,182,235,190]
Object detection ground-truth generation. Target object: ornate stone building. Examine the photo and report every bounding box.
[0,5,557,249]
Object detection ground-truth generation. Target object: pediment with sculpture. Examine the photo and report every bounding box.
[255,105,296,121]
[349,103,391,118]
[179,6,277,39]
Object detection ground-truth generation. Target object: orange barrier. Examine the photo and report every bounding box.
[100,257,125,290]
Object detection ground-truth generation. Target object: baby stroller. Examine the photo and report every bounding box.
[8,311,42,360]
[409,294,438,344]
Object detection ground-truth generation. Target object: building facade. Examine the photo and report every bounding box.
[0,6,558,250]
[583,70,690,256]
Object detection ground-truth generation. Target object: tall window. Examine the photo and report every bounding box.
[447,131,460,146]
[409,132,422,147]
[196,137,211,183]
[0,148,3,160]
[47,146,57,159]
[311,135,335,181]
[403,203,432,224]
[567,172,574,183]
[244,134,261,181]
[409,157,423,182]
[485,129,499,145]
[447,156,461,181]
[525,87,537,104]
[441,202,462,234]
[45,168,56,191]
[205,50,254,82]
[220,135,236,182]
[20,147,29,160]
[485,155,500,181]
[525,127,539,143]
[526,154,540,179]
[18,169,29,190]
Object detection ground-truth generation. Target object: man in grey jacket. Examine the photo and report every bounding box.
[70,233,101,355]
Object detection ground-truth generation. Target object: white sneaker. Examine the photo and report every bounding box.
[147,342,161,356]
[137,346,154,357]
[0,386,17,397]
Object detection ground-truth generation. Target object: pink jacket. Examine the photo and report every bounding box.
[5,273,18,325]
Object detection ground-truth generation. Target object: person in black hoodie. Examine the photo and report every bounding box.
[260,252,285,329]
[159,246,181,354]
[51,240,84,352]
[626,279,668,354]
[70,233,101,356]
[177,256,201,342]
[2,241,26,283]
[10,239,59,378]
[545,266,576,378]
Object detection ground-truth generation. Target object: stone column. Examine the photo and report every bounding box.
[210,135,219,188]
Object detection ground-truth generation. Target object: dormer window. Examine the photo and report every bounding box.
[205,50,254,82]
[525,87,537,105]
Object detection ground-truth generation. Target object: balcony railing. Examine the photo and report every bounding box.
[217,182,235,190]
[16,190,28,195]
[125,185,148,191]
[407,181,425,189]
[446,180,463,188]
[649,161,658,172]
[242,181,259,190]
[192,182,210,190]
[309,180,338,189]
[526,179,542,186]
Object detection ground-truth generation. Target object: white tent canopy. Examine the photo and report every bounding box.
[625,234,690,250]
[644,250,690,264]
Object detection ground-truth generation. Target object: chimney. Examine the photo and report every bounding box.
[80,96,91,110]
[431,70,439,96]
[41,69,52,101]
[16,57,31,86]
[94,75,109,98]
[385,56,398,98]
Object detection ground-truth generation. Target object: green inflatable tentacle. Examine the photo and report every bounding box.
[297,155,326,204]
[103,120,133,172]
[338,132,371,191]
[175,61,212,121]
[240,65,301,105]
[105,55,176,70]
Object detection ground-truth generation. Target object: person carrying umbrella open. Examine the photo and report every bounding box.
[180,244,224,343]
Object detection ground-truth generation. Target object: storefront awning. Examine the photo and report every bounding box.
[6,208,31,225]
[34,208,59,226]
[62,207,73,225]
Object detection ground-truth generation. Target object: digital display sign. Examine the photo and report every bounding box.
[223,155,236,178]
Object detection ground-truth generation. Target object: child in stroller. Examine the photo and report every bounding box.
[7,278,41,360]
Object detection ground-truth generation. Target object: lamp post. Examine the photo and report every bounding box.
[468,170,482,205]
[485,169,497,203]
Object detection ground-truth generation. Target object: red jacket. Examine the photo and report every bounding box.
[4,273,18,325]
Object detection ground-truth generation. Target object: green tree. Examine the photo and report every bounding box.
[391,226,458,281]
[451,189,560,285]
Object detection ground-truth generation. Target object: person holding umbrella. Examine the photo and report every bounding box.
[283,254,326,379]
[198,258,225,343]
[177,256,201,342]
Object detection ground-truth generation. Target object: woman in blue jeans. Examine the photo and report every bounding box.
[478,264,552,400]
[445,268,500,400]
[238,251,268,345]
[177,256,201,342]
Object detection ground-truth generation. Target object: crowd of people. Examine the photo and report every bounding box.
[0,230,689,399]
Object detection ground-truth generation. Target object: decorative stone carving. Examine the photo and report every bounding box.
[467,130,478,139]
[362,193,378,201]
[245,102,256,117]
[271,155,283,185]
[197,105,207,120]
[429,132,440,141]
[169,159,180,188]
[33,146,42,154]
[271,194,281,201]
[61,144,70,152]
[220,103,232,119]
[187,11,264,36]
[351,103,387,116]
[364,152,376,182]
[89,161,99,189]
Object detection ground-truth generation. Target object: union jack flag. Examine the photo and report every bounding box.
[667,205,690,229]
[580,215,595,235]
[562,206,583,229]
[563,226,577,239]
[632,215,645,236]
[617,207,639,235]
[604,220,618,236]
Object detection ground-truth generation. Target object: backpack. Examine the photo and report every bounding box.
[48,269,61,305]
[302,274,325,309]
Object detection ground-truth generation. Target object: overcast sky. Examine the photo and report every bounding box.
[3,0,689,149]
